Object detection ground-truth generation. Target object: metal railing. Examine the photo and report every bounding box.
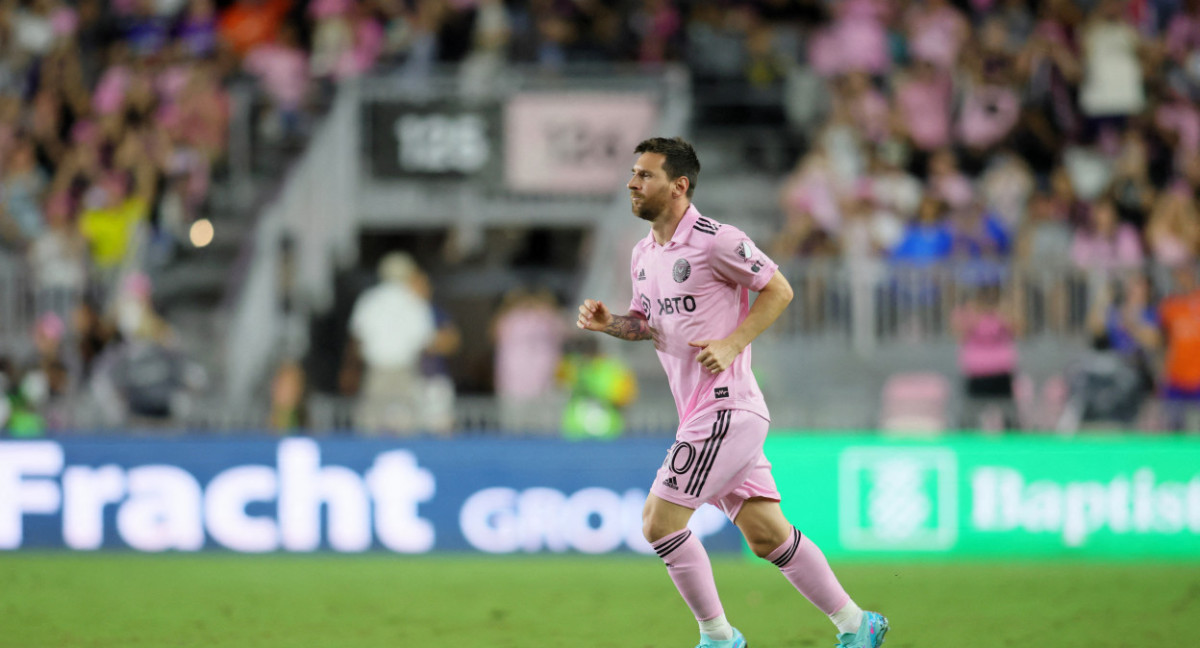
[771,259,1188,354]
[6,257,1189,431]
[0,258,86,357]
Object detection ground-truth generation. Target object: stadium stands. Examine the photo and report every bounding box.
[3,0,1200,435]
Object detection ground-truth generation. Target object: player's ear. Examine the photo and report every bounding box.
[674,176,689,198]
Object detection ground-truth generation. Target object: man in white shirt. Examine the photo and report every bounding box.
[345,252,436,434]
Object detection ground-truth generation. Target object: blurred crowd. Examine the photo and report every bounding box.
[769,0,1200,276]
[748,0,1200,433]
[0,0,379,433]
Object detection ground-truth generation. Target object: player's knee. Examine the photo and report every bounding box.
[746,537,780,559]
[642,516,679,544]
[742,526,791,559]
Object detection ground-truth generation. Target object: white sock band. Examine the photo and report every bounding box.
[830,600,864,635]
[698,614,733,641]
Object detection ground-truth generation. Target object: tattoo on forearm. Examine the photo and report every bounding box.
[604,315,654,341]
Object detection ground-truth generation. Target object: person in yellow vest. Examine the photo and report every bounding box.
[78,155,156,273]
[558,337,638,440]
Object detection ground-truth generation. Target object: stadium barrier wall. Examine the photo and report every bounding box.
[1,436,1197,558]
[768,435,1200,558]
[0,437,737,554]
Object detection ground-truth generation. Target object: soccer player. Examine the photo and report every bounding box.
[576,137,889,648]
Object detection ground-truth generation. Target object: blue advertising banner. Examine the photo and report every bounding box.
[0,438,738,554]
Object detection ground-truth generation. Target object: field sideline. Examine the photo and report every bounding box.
[2,554,1197,647]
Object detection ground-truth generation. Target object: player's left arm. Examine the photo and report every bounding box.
[690,270,793,374]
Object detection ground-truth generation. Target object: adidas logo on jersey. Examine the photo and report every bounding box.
[637,269,646,281]
[662,476,679,490]
[693,216,719,235]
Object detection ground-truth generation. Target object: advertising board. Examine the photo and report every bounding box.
[768,436,1200,558]
[0,438,733,553]
[3,436,1197,558]
[504,93,658,194]
[363,100,502,180]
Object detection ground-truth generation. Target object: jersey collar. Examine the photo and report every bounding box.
[646,203,702,248]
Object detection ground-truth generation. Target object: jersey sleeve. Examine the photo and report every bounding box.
[710,226,779,292]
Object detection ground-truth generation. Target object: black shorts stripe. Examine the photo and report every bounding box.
[683,412,722,496]
[696,410,733,495]
[688,411,731,496]
[684,418,720,496]
[771,527,802,567]
[653,530,692,558]
[686,410,731,497]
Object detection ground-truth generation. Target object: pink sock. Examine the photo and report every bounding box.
[652,529,724,622]
[766,527,851,615]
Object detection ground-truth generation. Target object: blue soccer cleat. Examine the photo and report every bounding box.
[695,626,747,648]
[836,611,888,648]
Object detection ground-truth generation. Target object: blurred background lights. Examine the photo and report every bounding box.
[190,219,214,248]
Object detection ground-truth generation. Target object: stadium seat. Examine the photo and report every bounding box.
[879,372,950,437]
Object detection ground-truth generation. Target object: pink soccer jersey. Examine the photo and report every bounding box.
[628,205,779,425]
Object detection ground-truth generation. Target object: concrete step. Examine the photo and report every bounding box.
[152,256,232,310]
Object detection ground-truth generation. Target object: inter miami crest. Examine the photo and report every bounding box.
[738,240,763,272]
[673,258,691,283]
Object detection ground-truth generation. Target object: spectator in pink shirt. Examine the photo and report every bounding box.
[165,63,229,162]
[956,22,1020,160]
[1070,198,1144,271]
[245,23,310,139]
[835,72,890,144]
[311,0,383,81]
[905,0,970,70]
[92,44,134,117]
[957,81,1019,154]
[1164,0,1200,67]
[337,8,384,80]
[492,286,567,427]
[779,148,846,237]
[894,61,953,153]
[952,282,1022,430]
[1154,84,1200,175]
[808,0,891,77]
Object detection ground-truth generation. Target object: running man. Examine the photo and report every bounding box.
[576,137,888,648]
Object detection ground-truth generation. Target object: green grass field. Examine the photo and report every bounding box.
[2,554,1198,647]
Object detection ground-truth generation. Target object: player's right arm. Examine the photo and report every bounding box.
[577,299,655,341]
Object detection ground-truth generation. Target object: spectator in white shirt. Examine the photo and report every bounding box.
[342,252,435,435]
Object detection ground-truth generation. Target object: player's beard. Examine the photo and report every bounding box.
[631,189,668,222]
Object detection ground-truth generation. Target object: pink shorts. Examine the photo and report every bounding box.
[649,409,780,521]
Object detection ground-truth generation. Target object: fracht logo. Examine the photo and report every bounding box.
[0,439,435,552]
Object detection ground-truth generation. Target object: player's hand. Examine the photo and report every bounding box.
[577,298,613,332]
[688,338,742,374]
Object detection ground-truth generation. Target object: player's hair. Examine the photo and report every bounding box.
[634,136,700,198]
